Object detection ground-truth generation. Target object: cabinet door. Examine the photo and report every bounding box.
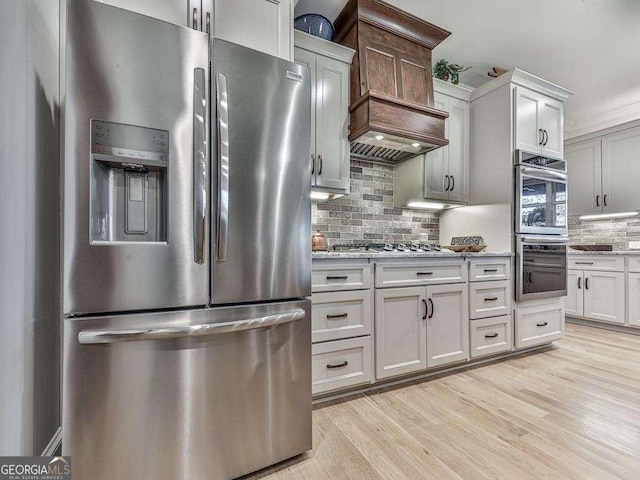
[601,127,640,213]
[424,93,449,201]
[213,0,293,61]
[514,86,542,154]
[446,97,470,203]
[583,271,625,324]
[540,97,564,159]
[566,140,602,216]
[375,287,427,379]
[628,273,640,327]
[293,48,317,184]
[425,283,469,368]
[564,270,583,317]
[314,55,350,191]
[97,0,197,27]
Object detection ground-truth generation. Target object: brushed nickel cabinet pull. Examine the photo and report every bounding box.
[327,361,348,369]
[326,313,348,319]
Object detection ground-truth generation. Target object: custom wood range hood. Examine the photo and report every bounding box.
[334,0,451,164]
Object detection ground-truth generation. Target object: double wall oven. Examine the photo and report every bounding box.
[514,150,569,302]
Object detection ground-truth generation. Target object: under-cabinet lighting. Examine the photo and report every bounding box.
[310,192,330,201]
[579,211,639,221]
[406,201,445,210]
[412,142,421,148]
[375,135,385,140]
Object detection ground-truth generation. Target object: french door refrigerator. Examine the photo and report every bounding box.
[62,2,312,479]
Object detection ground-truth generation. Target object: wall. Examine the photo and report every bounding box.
[568,217,640,251]
[0,0,61,455]
[312,159,439,246]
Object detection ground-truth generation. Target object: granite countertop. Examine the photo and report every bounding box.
[569,249,640,255]
[312,251,513,259]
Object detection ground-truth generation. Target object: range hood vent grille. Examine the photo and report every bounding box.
[350,130,439,164]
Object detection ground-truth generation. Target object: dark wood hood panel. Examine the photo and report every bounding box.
[334,0,451,163]
[334,0,451,50]
[349,92,448,146]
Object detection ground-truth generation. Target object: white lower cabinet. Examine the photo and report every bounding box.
[312,337,372,395]
[311,290,372,343]
[374,282,469,379]
[375,287,427,379]
[515,302,564,349]
[565,268,625,324]
[470,316,512,359]
[426,283,469,368]
[628,273,640,327]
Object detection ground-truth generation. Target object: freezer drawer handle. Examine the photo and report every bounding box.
[77,309,306,344]
[326,313,348,319]
[193,67,208,264]
[326,361,348,369]
[216,72,230,262]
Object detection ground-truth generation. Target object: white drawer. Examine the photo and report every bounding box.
[515,302,564,349]
[627,256,640,273]
[374,261,466,288]
[568,255,624,272]
[312,263,372,292]
[311,290,372,343]
[469,280,511,319]
[312,336,372,396]
[470,316,512,358]
[469,258,511,282]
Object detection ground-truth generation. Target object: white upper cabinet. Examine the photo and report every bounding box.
[566,125,640,216]
[294,31,354,193]
[566,139,602,216]
[213,0,294,61]
[601,127,640,213]
[396,80,470,208]
[98,0,293,60]
[514,86,564,159]
[425,92,470,203]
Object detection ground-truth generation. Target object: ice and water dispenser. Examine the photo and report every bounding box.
[90,120,168,243]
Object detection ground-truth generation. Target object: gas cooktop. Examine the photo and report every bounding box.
[330,242,441,253]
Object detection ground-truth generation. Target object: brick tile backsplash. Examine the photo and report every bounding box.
[312,159,439,246]
[568,217,640,250]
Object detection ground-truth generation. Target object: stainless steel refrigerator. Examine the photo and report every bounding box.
[62,2,312,479]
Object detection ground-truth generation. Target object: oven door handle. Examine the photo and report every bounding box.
[520,167,568,181]
[521,236,570,244]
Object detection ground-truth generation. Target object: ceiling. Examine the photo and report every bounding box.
[294,0,640,138]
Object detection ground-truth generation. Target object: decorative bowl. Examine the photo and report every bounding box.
[294,14,334,41]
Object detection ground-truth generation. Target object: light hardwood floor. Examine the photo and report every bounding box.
[244,323,640,480]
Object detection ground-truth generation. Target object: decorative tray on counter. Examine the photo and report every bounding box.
[569,244,613,251]
[442,236,487,253]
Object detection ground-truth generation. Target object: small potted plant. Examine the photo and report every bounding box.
[433,59,471,85]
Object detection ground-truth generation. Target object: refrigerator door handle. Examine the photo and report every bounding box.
[193,67,208,264]
[216,72,230,262]
[78,308,306,344]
